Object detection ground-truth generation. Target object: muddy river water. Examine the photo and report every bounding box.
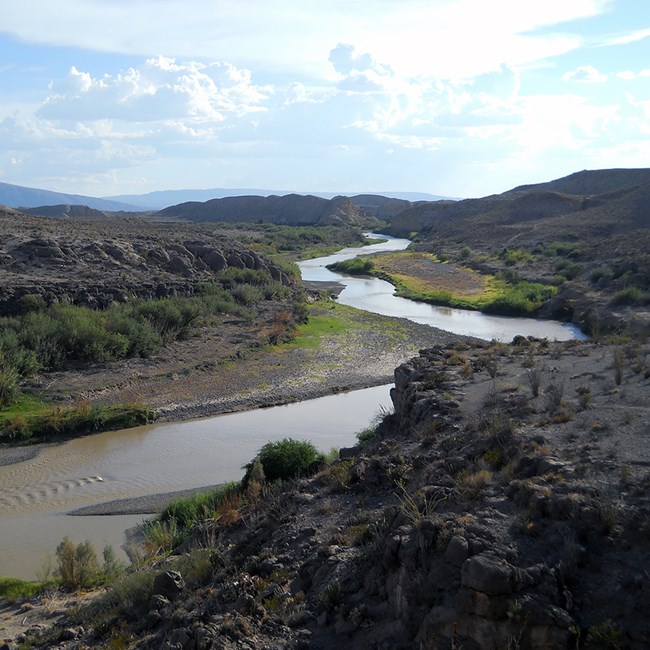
[0,236,585,579]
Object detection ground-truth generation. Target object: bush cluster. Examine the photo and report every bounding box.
[243,438,325,485]
[483,278,556,316]
[0,268,299,408]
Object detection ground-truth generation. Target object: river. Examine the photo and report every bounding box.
[0,236,585,580]
[299,235,586,342]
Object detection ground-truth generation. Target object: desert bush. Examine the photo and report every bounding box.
[456,468,493,500]
[243,438,325,485]
[160,482,242,532]
[17,293,47,314]
[0,330,40,377]
[576,386,592,410]
[133,299,199,341]
[591,266,613,287]
[0,368,20,408]
[55,537,101,591]
[525,364,544,397]
[586,619,623,649]
[611,286,646,306]
[554,259,583,280]
[356,426,376,444]
[142,519,185,557]
[231,283,264,306]
[104,569,156,613]
[0,576,55,602]
[544,380,565,414]
[613,348,625,385]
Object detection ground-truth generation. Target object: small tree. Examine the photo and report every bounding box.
[55,537,100,591]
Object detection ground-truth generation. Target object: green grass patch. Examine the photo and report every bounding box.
[0,402,155,444]
[289,305,349,350]
[0,576,55,601]
[344,251,557,317]
[327,257,375,275]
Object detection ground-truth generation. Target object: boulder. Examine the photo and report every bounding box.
[153,570,185,600]
[461,555,516,595]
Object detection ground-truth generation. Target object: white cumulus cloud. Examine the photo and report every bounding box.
[562,65,608,83]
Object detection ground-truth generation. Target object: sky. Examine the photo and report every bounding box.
[0,0,648,199]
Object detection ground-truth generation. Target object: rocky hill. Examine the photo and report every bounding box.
[386,168,650,242]
[384,169,650,336]
[20,204,112,220]
[0,208,291,316]
[156,194,371,226]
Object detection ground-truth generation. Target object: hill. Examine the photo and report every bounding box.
[387,168,650,241]
[0,181,141,211]
[107,188,449,210]
[156,193,371,226]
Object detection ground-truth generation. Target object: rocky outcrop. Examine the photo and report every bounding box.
[0,213,292,315]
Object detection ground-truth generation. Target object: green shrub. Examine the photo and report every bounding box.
[160,482,242,531]
[243,438,325,484]
[326,257,375,275]
[611,286,645,306]
[0,576,55,601]
[586,619,622,649]
[356,427,376,444]
[55,537,101,591]
[0,368,20,408]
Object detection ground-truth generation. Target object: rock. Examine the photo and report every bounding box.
[149,593,171,611]
[461,555,516,595]
[153,570,185,600]
[169,627,193,648]
[445,535,469,567]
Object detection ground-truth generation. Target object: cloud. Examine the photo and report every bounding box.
[616,69,650,81]
[37,56,270,123]
[604,27,650,46]
[0,0,610,80]
[562,65,607,83]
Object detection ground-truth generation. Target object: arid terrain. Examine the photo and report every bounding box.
[2,337,649,648]
[1,169,649,648]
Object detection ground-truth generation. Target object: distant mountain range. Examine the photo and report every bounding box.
[0,181,450,212]
[106,189,451,210]
[0,182,141,211]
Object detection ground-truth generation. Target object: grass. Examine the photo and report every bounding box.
[289,307,349,350]
[0,401,154,443]
[0,575,55,601]
[344,250,556,316]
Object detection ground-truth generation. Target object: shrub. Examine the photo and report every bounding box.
[611,286,645,306]
[613,348,625,385]
[55,537,101,591]
[0,368,20,408]
[160,482,242,531]
[326,257,375,275]
[525,364,544,398]
[356,427,376,444]
[243,438,325,484]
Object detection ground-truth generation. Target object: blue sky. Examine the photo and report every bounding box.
[0,0,648,198]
